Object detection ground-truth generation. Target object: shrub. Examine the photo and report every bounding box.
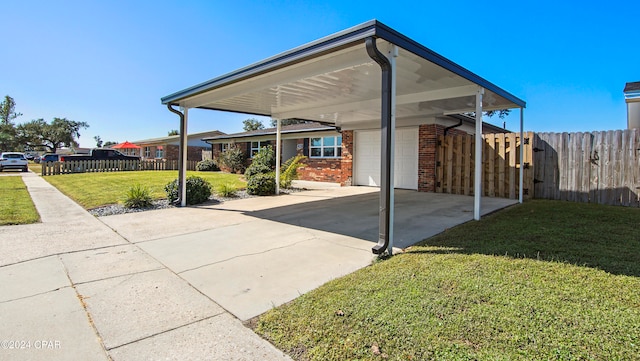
[216,183,238,197]
[244,162,272,179]
[244,146,277,196]
[124,184,153,209]
[217,146,246,174]
[246,172,276,196]
[245,146,274,177]
[280,155,306,189]
[244,145,275,177]
[196,159,219,172]
[164,176,212,205]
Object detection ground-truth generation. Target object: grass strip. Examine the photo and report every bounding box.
[255,200,640,360]
[43,170,245,209]
[0,176,40,225]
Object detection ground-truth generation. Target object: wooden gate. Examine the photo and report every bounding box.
[436,132,534,199]
[533,130,640,206]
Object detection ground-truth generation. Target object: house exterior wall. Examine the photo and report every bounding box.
[164,145,208,161]
[417,124,467,192]
[628,101,640,129]
[296,130,353,185]
[209,125,480,191]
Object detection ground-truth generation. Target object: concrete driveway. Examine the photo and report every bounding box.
[100,183,516,321]
[2,174,515,360]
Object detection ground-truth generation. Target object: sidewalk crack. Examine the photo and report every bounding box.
[57,255,113,360]
[105,313,226,351]
[177,237,319,274]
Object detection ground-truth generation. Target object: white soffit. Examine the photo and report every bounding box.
[163,21,524,126]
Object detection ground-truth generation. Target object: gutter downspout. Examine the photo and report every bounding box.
[167,104,186,206]
[444,118,463,136]
[366,36,393,255]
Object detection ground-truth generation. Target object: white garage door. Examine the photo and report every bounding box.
[354,127,418,190]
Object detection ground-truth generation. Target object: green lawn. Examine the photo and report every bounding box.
[0,176,40,225]
[255,200,640,360]
[28,162,42,174]
[43,170,245,209]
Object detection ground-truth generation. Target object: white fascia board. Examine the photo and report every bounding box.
[625,91,640,101]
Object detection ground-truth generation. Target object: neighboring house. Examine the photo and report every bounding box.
[624,81,640,129]
[204,117,506,192]
[133,130,225,161]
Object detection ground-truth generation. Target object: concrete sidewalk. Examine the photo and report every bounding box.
[0,173,291,361]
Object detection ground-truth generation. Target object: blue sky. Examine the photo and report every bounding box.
[2,0,638,148]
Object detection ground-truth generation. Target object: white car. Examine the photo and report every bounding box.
[0,152,29,172]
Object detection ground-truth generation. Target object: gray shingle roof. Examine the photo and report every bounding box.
[624,82,640,92]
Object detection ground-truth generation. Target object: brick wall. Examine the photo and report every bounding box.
[164,145,208,161]
[297,130,354,185]
[418,124,467,192]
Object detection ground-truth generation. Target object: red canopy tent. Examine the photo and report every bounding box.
[111,141,141,156]
[111,141,141,149]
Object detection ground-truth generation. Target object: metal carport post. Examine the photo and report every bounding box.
[474,88,483,221]
[366,37,397,256]
[167,104,188,208]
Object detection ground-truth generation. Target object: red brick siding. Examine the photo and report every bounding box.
[164,145,208,161]
[297,130,353,185]
[418,124,441,192]
[417,124,467,192]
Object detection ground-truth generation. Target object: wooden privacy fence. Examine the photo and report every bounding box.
[533,130,640,207]
[436,132,534,199]
[42,159,198,175]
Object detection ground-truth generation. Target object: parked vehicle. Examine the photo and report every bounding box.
[0,152,29,172]
[40,154,61,163]
[59,148,140,162]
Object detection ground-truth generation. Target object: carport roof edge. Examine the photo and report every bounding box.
[160,19,526,110]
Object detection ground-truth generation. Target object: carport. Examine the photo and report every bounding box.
[161,20,526,255]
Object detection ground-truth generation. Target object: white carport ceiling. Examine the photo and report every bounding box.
[162,20,525,123]
[162,20,526,255]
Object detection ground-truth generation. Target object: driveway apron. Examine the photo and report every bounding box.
[0,173,290,361]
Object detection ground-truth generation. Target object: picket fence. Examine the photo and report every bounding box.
[42,159,198,175]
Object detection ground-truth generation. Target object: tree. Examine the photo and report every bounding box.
[242,118,265,131]
[269,118,310,127]
[0,95,22,151]
[485,109,511,119]
[103,140,117,147]
[466,109,511,120]
[94,135,103,147]
[1,95,22,125]
[168,129,179,136]
[17,117,89,153]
